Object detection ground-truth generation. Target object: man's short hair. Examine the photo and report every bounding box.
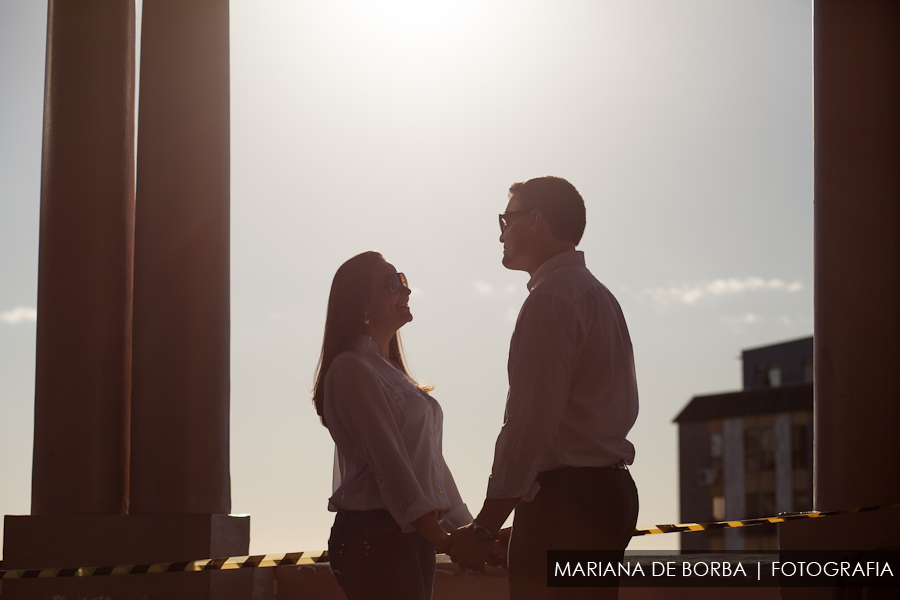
[508,176,586,245]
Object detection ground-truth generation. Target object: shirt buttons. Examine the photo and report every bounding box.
[434,460,439,465]
[431,430,434,435]
[378,478,384,483]
[439,489,444,495]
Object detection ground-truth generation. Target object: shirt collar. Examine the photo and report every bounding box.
[352,335,380,354]
[527,250,585,292]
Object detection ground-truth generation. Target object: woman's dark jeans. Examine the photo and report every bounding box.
[328,510,436,600]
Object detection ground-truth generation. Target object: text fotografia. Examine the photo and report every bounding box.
[546,551,900,588]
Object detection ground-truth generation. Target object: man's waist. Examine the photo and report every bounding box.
[536,461,628,483]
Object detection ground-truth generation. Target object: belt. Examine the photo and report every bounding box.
[536,462,630,483]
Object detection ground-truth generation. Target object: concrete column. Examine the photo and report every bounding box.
[30,0,135,516]
[773,413,792,514]
[721,417,745,551]
[129,0,232,515]
[781,3,900,585]
[813,0,900,513]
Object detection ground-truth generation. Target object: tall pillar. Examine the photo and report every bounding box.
[130,0,233,515]
[3,2,251,596]
[780,0,900,590]
[773,413,792,514]
[28,0,135,518]
[811,0,900,514]
[2,0,137,583]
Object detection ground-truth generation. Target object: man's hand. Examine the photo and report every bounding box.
[485,527,512,569]
[445,523,497,572]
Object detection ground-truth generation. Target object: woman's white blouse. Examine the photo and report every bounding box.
[324,336,472,533]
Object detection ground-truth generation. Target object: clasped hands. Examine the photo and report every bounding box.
[436,524,511,572]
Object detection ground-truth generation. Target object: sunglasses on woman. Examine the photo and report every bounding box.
[386,272,409,294]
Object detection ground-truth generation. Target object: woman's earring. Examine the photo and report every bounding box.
[364,311,370,325]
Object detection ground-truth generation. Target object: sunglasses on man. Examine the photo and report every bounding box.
[499,210,531,233]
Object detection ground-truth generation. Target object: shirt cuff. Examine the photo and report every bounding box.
[400,495,439,533]
[439,503,474,532]
[486,476,541,503]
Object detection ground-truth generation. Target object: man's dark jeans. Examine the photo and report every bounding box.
[509,466,639,600]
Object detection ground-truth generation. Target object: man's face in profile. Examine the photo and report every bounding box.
[499,195,531,272]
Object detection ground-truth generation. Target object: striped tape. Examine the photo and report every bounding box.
[632,501,900,536]
[2,502,898,579]
[0,551,328,581]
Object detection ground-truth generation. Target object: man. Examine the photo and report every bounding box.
[447,176,639,599]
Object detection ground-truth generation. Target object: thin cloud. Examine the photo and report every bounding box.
[643,277,803,308]
[0,306,37,324]
[720,313,763,326]
[472,280,493,295]
[505,305,520,322]
[473,280,520,296]
[719,312,763,333]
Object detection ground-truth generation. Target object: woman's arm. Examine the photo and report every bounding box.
[326,356,439,529]
[413,511,450,548]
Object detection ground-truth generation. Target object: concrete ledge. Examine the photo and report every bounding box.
[2,514,250,569]
[1,568,257,600]
[0,553,783,600]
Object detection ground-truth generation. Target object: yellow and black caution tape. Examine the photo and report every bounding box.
[0,550,328,581]
[633,501,900,536]
[2,501,898,580]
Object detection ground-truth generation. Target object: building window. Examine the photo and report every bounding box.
[802,357,814,383]
[710,432,722,458]
[712,496,725,521]
[760,426,776,471]
[754,362,782,387]
[767,366,782,387]
[697,467,718,486]
[745,426,758,472]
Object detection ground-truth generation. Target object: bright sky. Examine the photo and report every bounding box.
[0,0,813,557]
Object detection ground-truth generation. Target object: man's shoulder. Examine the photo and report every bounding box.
[538,263,607,299]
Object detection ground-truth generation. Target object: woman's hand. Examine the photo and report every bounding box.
[412,511,451,549]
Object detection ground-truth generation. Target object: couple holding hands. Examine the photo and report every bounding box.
[312,176,640,600]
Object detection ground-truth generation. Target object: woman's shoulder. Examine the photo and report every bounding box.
[328,349,375,376]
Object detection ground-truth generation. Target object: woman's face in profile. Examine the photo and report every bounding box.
[366,260,412,333]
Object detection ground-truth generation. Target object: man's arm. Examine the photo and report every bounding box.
[449,292,580,568]
[444,494,520,570]
[475,497,519,534]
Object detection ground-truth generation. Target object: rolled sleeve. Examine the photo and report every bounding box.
[438,456,473,530]
[488,292,581,500]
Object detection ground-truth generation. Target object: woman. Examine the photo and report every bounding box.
[313,251,472,600]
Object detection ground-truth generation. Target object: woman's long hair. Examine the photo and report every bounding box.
[312,251,420,427]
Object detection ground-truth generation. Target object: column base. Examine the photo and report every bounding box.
[2,513,250,599]
[779,510,900,600]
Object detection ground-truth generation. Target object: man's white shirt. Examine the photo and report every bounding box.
[487,250,639,501]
